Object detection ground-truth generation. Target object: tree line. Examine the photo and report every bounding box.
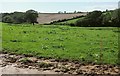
[1,9,120,27]
[1,10,38,25]
[75,9,120,27]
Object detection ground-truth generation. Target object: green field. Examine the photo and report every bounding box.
[54,18,80,24]
[53,17,84,25]
[1,23,119,64]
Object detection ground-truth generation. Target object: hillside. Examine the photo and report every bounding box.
[52,17,85,25]
[37,13,87,24]
[2,23,118,64]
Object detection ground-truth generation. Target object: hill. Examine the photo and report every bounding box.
[37,13,87,24]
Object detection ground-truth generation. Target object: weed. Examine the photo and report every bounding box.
[37,62,53,68]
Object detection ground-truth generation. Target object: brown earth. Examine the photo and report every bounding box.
[0,53,120,75]
[37,13,87,24]
[0,54,58,75]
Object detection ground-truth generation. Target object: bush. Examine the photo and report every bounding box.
[76,9,120,27]
[2,15,14,23]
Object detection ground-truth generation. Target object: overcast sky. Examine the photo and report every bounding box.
[0,0,119,13]
[0,0,119,2]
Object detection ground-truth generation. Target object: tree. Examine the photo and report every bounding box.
[86,11,102,19]
[12,12,26,23]
[58,11,61,14]
[76,11,102,27]
[74,11,77,13]
[2,15,14,23]
[25,10,38,25]
[75,18,89,27]
[0,13,2,22]
[64,11,66,13]
[101,12,112,26]
[82,11,102,26]
[111,9,120,26]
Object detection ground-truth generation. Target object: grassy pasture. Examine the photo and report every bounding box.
[1,23,119,64]
[53,17,85,25]
[54,18,80,25]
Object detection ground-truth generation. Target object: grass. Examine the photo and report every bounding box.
[53,17,84,25]
[0,23,2,51]
[1,23,119,64]
[19,58,32,64]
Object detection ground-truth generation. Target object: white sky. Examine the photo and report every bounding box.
[0,0,119,2]
[0,0,119,13]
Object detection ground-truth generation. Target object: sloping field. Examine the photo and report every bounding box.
[2,23,118,64]
[37,13,87,24]
[53,17,85,25]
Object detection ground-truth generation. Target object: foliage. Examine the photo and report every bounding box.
[2,15,14,23]
[111,9,120,26]
[12,12,26,23]
[2,12,25,24]
[19,58,32,64]
[25,10,38,25]
[101,12,112,26]
[51,9,119,27]
[1,9,38,25]
[50,16,84,26]
[2,23,118,64]
[76,9,120,27]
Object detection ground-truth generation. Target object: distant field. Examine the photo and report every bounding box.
[37,13,86,24]
[2,23,119,64]
[53,17,85,25]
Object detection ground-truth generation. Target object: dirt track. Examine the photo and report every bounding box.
[0,54,57,75]
[0,53,120,75]
[37,13,87,24]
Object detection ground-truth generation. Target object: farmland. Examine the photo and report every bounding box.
[53,17,82,25]
[1,22,119,64]
[37,13,86,24]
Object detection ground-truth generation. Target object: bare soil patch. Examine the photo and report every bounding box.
[0,53,120,75]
